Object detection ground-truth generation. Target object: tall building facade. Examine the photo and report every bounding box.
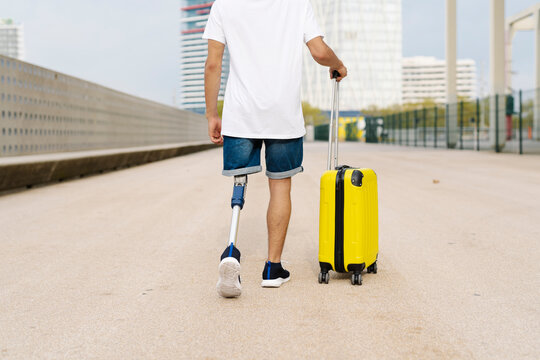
[303,0,402,111]
[402,56,477,104]
[179,1,229,114]
[0,19,24,60]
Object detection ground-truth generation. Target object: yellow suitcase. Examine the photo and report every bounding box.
[318,72,379,286]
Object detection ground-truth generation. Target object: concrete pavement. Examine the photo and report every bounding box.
[0,142,539,359]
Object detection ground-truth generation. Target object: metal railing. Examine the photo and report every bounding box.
[0,55,208,157]
[378,90,540,154]
[314,89,540,155]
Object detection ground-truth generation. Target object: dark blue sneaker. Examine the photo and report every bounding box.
[217,244,241,298]
[261,261,290,288]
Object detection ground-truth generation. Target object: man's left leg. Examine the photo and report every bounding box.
[261,137,303,288]
[267,177,291,263]
[261,177,292,287]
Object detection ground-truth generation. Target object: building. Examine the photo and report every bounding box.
[179,1,230,114]
[302,0,402,111]
[402,56,477,104]
[0,19,24,60]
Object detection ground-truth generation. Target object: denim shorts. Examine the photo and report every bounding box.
[222,136,304,179]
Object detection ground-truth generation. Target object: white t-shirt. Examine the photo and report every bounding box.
[202,0,324,139]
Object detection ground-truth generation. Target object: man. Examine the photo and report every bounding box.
[203,0,347,298]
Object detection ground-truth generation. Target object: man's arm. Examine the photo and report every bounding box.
[204,39,225,145]
[306,36,348,82]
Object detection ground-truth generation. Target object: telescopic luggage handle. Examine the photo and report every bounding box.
[327,71,341,170]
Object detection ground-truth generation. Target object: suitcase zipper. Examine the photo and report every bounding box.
[334,168,346,273]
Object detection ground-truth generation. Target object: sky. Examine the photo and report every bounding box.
[402,0,538,96]
[0,0,538,106]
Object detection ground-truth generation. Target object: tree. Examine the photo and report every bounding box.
[361,99,438,117]
[362,97,484,128]
[302,102,327,126]
[217,100,224,117]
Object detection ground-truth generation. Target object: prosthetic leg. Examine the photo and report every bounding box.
[228,175,247,251]
[216,175,247,298]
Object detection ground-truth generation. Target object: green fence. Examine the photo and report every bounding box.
[313,89,539,155]
[314,123,329,141]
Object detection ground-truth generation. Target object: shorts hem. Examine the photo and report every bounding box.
[221,131,307,140]
[266,166,304,180]
[222,166,262,177]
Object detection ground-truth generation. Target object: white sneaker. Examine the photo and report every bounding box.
[216,257,241,298]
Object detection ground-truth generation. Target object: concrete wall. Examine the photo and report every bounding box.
[0,54,208,157]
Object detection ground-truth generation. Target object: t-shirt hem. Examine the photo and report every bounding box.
[221,130,307,140]
[304,33,325,43]
[202,34,226,45]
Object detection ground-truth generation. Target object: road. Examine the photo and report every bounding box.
[1,142,539,359]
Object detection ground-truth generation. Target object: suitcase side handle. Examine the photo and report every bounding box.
[327,72,340,170]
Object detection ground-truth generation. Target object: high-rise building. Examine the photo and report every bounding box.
[0,19,24,60]
[179,1,230,114]
[402,56,477,104]
[303,0,402,111]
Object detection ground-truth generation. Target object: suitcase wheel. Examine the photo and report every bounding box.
[351,273,362,286]
[367,261,378,274]
[318,272,330,284]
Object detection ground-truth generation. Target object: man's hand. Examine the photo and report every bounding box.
[329,64,348,82]
[305,37,347,82]
[207,114,223,145]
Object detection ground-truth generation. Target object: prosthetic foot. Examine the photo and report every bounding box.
[217,175,247,298]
